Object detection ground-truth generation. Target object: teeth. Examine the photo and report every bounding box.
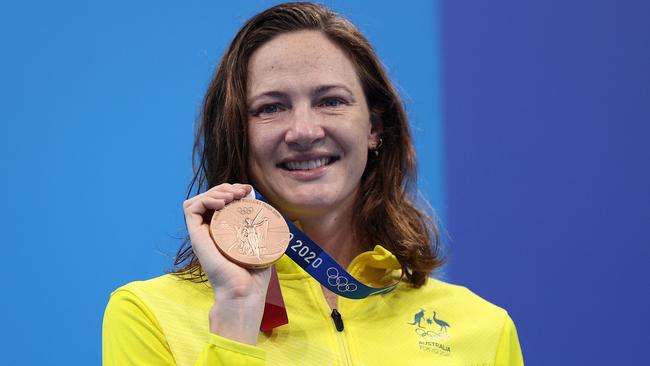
[285,157,331,171]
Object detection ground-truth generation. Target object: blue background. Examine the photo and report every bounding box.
[1,1,648,365]
[0,1,442,364]
[442,1,649,364]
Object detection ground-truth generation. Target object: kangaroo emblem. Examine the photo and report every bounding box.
[408,308,426,328]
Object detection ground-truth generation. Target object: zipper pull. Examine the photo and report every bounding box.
[331,309,344,332]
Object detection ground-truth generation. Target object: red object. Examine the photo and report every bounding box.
[260,265,288,332]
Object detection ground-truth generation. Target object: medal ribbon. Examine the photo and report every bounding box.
[254,190,403,299]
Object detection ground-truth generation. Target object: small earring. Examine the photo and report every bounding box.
[373,137,383,157]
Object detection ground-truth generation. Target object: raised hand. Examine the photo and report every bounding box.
[182,183,271,345]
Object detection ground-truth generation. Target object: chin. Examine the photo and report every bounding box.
[284,191,335,211]
[278,185,356,217]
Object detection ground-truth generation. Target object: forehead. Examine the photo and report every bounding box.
[247,30,361,96]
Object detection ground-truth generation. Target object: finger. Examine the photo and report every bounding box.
[203,190,236,204]
[189,227,227,273]
[184,183,251,208]
[184,199,232,269]
[184,197,226,229]
[195,190,243,212]
[232,183,253,194]
[200,186,251,208]
[207,184,250,198]
[183,184,243,214]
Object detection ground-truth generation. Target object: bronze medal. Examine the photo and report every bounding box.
[210,198,291,268]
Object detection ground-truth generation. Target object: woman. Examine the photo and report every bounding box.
[103,3,523,365]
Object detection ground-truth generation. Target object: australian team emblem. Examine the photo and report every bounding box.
[408,308,452,356]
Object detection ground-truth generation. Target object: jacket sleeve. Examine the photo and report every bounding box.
[494,314,524,366]
[102,289,266,366]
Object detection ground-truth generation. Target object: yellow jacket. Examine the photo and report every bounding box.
[103,246,524,365]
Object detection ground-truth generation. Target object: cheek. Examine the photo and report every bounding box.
[247,140,267,187]
[343,130,370,170]
[246,130,266,181]
[248,126,271,157]
[347,120,373,151]
[248,119,286,149]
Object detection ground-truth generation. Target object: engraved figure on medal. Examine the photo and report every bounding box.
[228,208,269,261]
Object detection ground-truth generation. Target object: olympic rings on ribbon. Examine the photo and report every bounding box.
[326,267,358,292]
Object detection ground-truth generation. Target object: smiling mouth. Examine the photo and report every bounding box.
[279,156,339,171]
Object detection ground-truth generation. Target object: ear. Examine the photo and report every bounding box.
[368,111,384,149]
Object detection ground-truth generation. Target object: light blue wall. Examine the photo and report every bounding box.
[0,2,443,364]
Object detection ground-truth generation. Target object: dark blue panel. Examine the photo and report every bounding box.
[442,1,650,364]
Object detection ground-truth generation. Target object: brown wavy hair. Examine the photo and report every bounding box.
[172,2,445,287]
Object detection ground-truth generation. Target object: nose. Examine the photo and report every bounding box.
[284,104,325,149]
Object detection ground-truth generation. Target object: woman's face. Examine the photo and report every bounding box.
[246,30,380,219]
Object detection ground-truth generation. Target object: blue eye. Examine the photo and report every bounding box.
[261,104,280,114]
[321,98,344,108]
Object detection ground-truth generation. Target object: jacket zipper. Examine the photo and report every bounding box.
[331,308,352,365]
[312,280,353,364]
[331,309,344,331]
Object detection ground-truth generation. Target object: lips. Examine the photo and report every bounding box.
[278,156,339,171]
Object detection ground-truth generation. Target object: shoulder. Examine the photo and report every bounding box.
[390,276,512,337]
[380,277,522,363]
[108,273,214,313]
[104,274,214,344]
[103,274,214,365]
[376,277,518,360]
[402,276,507,316]
[112,273,204,293]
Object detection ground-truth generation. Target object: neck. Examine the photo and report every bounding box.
[291,202,362,269]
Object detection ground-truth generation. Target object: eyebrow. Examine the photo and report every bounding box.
[248,84,355,105]
[313,84,354,97]
[248,91,288,106]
